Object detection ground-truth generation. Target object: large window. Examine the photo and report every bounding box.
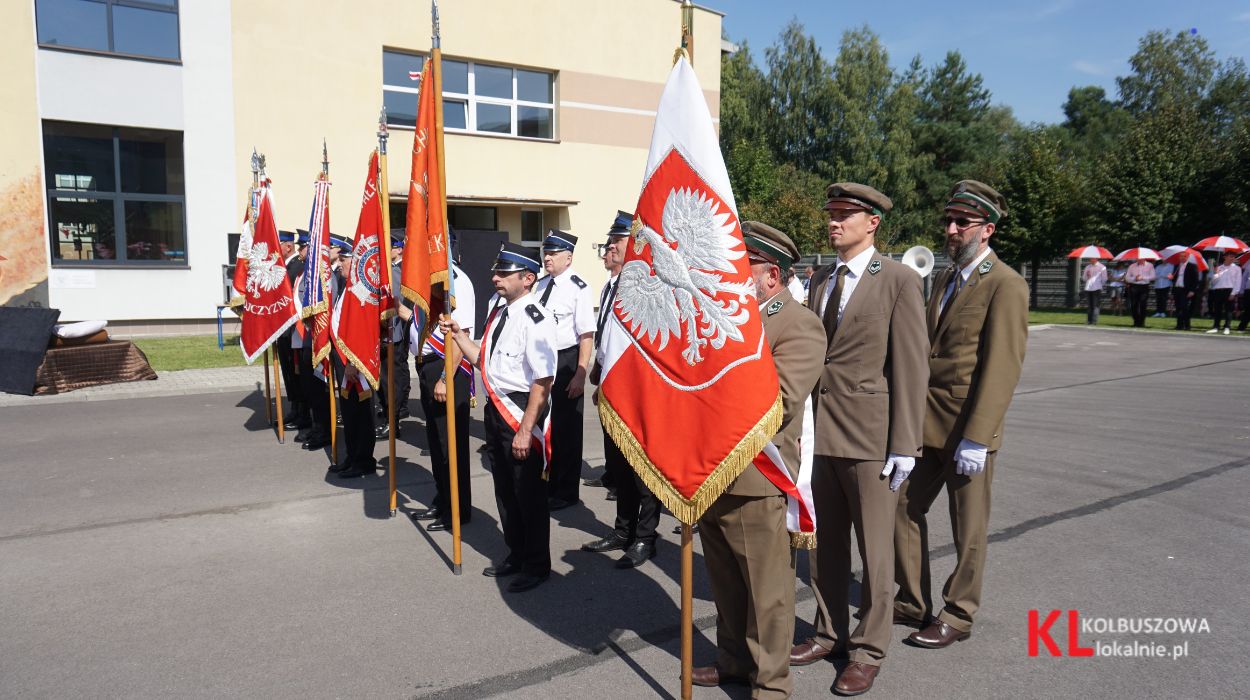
[383,50,555,140]
[36,0,180,61]
[43,121,187,265]
[449,206,497,231]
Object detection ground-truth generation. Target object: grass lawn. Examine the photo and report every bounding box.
[1029,307,1239,333]
[131,335,250,371]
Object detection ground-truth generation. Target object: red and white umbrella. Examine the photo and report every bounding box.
[1237,250,1250,266]
[1113,247,1160,262]
[1159,245,1209,272]
[1193,235,1249,252]
[1067,245,1113,260]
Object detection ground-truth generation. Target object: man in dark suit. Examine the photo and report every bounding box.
[894,180,1029,650]
[790,183,929,696]
[1172,255,1200,331]
[277,230,311,436]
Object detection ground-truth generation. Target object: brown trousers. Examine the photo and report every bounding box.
[809,457,898,665]
[699,494,794,699]
[894,447,996,633]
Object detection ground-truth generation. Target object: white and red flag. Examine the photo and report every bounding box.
[301,176,334,367]
[596,57,781,524]
[331,151,390,388]
[239,183,298,364]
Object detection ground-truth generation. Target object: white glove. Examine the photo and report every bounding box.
[881,453,915,492]
[955,438,988,476]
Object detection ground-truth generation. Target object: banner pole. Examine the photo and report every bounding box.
[681,522,694,700]
[263,348,272,425]
[273,349,286,444]
[378,110,398,516]
[329,363,338,464]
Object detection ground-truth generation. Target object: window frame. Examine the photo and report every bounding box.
[35,0,182,64]
[382,49,556,142]
[44,120,189,268]
[520,208,544,248]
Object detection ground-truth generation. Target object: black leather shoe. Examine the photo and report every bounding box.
[327,461,350,474]
[581,534,630,553]
[615,541,657,569]
[426,520,448,532]
[583,477,606,488]
[375,423,402,440]
[293,429,310,443]
[336,465,375,479]
[284,418,303,430]
[409,506,442,522]
[507,572,549,592]
[301,436,330,450]
[672,523,700,535]
[605,489,618,501]
[547,497,577,511]
[483,562,521,578]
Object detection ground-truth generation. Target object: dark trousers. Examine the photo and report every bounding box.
[377,339,411,414]
[1238,291,1250,331]
[604,428,660,544]
[1155,287,1171,316]
[1174,288,1194,330]
[546,346,585,504]
[485,396,550,576]
[1085,291,1101,324]
[339,383,375,469]
[418,358,471,520]
[299,345,331,441]
[1209,289,1233,330]
[1127,284,1150,326]
[276,333,310,425]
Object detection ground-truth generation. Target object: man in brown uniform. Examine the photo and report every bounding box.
[693,221,824,698]
[894,180,1028,648]
[789,183,928,696]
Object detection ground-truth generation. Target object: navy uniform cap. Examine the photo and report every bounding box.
[329,233,353,252]
[493,242,541,273]
[278,230,297,243]
[390,228,406,248]
[295,229,311,246]
[608,210,633,238]
[542,228,577,252]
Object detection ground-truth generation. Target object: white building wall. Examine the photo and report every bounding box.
[39,1,237,322]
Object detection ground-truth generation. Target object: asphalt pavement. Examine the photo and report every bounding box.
[1,325,1248,699]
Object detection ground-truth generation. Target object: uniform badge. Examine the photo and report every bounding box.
[766,299,784,316]
[978,259,993,274]
[570,275,587,289]
[867,260,882,275]
[525,304,545,323]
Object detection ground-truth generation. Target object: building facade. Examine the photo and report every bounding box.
[0,0,723,333]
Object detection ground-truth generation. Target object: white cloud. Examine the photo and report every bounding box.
[1072,60,1111,77]
[1035,0,1075,19]
[1235,11,1250,21]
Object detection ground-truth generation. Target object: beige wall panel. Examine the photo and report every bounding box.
[560,108,655,150]
[0,2,49,306]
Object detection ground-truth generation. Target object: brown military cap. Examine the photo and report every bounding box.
[823,182,893,215]
[742,220,799,271]
[946,180,1007,223]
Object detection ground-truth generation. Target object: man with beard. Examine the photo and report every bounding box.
[894,180,1028,651]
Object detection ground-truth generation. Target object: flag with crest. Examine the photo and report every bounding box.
[300,176,334,366]
[331,151,391,388]
[238,183,299,364]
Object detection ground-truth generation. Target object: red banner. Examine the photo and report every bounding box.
[303,177,334,367]
[239,184,298,364]
[331,151,386,388]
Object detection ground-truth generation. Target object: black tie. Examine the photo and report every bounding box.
[489,306,508,357]
[540,277,555,306]
[597,280,617,340]
[822,266,849,342]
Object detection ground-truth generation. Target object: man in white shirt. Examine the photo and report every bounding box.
[1124,258,1156,327]
[1153,261,1173,317]
[442,243,556,593]
[533,229,596,511]
[1206,251,1242,334]
[410,231,477,532]
[1082,259,1107,325]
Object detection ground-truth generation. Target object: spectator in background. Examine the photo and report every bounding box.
[1237,255,1250,333]
[1124,257,1156,327]
[1153,260,1173,317]
[1107,263,1127,316]
[1173,255,1201,331]
[1206,251,1242,335]
[1082,259,1107,325]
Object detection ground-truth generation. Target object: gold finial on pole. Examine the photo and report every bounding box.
[681,0,695,65]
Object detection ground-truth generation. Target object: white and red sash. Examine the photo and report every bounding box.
[425,328,476,399]
[750,397,817,548]
[479,304,553,477]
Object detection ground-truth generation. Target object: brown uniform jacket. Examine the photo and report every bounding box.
[725,288,825,497]
[808,252,929,461]
[924,250,1029,452]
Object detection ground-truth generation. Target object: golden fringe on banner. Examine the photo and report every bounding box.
[598,392,782,525]
[790,531,817,550]
[335,342,380,391]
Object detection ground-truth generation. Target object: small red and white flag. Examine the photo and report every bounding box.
[597,57,782,525]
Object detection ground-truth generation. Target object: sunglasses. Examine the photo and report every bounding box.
[943,216,987,231]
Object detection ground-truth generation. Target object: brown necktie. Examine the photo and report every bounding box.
[823,265,849,342]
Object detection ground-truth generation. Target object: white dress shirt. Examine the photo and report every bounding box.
[595,274,619,366]
[482,291,557,395]
[1083,262,1107,292]
[819,246,875,324]
[414,262,477,355]
[787,275,805,304]
[1125,260,1156,285]
[1210,263,1243,293]
[534,266,596,350]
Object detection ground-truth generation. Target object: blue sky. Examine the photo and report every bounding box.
[709,0,1250,124]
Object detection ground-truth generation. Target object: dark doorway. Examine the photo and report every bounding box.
[455,229,509,335]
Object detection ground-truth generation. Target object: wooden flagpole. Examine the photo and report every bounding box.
[323,140,339,466]
[252,151,273,427]
[678,8,695,699]
[264,349,273,425]
[378,109,399,516]
[273,349,286,444]
[431,0,463,575]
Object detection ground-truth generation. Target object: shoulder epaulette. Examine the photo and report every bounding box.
[525,304,544,323]
[570,274,587,289]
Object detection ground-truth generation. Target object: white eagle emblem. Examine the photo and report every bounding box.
[615,187,755,365]
[245,242,287,297]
